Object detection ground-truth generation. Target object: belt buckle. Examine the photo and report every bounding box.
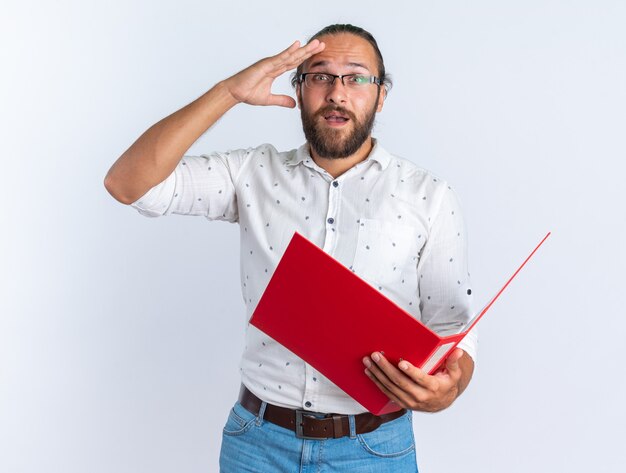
[295,410,327,440]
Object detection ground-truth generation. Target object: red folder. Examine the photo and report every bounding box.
[250,231,551,415]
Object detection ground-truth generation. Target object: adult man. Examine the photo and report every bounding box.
[105,24,476,472]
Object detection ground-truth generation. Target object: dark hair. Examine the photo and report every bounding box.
[291,24,393,95]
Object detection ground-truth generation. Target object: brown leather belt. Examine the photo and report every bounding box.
[238,385,406,439]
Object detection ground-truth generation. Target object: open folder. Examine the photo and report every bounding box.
[250,231,551,415]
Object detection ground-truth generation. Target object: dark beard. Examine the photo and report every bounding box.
[301,98,378,159]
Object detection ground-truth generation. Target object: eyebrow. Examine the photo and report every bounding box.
[307,60,371,72]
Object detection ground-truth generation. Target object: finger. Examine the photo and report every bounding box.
[364,367,406,407]
[264,41,324,82]
[270,40,301,65]
[372,352,438,392]
[285,39,325,66]
[363,355,414,405]
[370,352,412,389]
[396,359,440,391]
[265,94,296,108]
[271,39,325,71]
[446,348,464,365]
[442,348,463,378]
[264,41,300,72]
[276,40,302,59]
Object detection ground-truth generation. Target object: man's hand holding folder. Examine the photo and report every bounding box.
[363,348,473,412]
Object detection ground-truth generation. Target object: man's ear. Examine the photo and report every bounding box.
[296,83,302,110]
[376,85,386,113]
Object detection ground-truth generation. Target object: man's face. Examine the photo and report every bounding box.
[297,33,386,159]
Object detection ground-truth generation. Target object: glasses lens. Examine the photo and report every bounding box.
[305,73,332,88]
[346,75,371,87]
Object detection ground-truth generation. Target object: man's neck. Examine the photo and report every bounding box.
[310,137,374,179]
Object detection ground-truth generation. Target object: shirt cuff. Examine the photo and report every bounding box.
[129,172,176,217]
[456,326,478,363]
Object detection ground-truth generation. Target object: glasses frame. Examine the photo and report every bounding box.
[297,72,382,89]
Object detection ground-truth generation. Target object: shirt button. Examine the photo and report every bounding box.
[305,401,312,408]
[332,181,339,188]
[327,218,334,224]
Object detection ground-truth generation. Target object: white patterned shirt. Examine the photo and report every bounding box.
[131,139,478,414]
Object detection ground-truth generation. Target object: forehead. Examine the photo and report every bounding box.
[303,33,378,72]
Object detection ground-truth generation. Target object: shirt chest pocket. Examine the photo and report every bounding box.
[352,218,424,287]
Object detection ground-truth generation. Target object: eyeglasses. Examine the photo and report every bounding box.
[297,72,381,90]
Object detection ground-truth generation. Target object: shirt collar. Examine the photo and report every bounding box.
[289,138,391,171]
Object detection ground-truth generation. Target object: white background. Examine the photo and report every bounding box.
[2,1,625,472]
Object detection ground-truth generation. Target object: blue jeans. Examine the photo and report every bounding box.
[219,401,418,472]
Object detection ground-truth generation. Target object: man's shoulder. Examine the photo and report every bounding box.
[383,149,450,189]
[221,143,299,162]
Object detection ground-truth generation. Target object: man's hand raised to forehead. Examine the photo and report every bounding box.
[223,39,325,108]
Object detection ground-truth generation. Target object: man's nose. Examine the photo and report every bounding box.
[325,78,347,104]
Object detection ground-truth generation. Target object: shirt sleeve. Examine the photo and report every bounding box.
[130,148,252,222]
[417,185,478,362]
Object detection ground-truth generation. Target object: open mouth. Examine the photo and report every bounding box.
[323,112,350,125]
